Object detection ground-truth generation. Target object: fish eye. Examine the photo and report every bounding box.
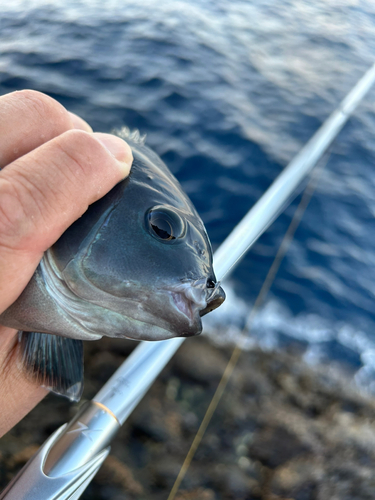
[147,206,186,242]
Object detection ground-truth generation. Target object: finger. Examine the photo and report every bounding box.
[68,111,93,133]
[0,129,133,312]
[0,90,87,168]
[0,326,47,437]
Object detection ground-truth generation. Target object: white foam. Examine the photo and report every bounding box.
[203,281,375,394]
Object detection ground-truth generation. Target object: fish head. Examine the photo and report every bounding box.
[43,135,225,341]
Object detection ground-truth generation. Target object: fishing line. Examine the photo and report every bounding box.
[167,154,329,500]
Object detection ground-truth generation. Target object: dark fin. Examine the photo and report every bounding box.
[18,331,84,402]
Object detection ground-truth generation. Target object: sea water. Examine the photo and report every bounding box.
[1,0,375,390]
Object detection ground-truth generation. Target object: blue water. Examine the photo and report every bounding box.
[2,0,375,389]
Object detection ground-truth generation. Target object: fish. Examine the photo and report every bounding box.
[0,128,225,401]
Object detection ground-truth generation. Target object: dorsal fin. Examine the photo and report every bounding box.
[113,126,147,145]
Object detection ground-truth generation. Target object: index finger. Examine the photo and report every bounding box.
[0,90,90,168]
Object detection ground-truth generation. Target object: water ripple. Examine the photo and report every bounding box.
[1,0,375,388]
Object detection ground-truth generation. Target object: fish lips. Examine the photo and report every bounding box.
[199,285,226,317]
[168,281,225,337]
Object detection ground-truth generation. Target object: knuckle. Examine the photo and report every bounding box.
[0,129,119,252]
[61,128,102,151]
[55,129,108,179]
[0,177,35,249]
[13,90,71,132]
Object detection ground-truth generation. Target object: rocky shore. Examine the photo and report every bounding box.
[1,335,375,499]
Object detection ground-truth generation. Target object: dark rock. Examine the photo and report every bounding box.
[249,426,310,468]
[2,337,375,500]
[173,337,229,385]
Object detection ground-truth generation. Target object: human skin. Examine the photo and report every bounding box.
[0,90,133,437]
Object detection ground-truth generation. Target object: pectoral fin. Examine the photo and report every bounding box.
[18,331,84,402]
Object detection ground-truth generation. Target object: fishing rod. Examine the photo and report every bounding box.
[1,62,375,500]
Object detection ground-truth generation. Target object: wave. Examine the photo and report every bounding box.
[203,281,375,394]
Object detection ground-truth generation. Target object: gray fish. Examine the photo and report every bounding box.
[0,128,225,400]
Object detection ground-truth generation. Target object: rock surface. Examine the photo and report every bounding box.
[1,335,375,499]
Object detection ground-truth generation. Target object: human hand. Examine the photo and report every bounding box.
[0,90,133,437]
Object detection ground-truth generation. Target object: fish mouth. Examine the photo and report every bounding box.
[38,250,225,341]
[168,278,225,336]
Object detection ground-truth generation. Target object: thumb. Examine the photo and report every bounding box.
[0,130,133,312]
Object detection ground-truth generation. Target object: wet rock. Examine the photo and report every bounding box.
[173,338,229,385]
[150,457,184,488]
[95,455,143,496]
[2,336,375,499]
[271,456,323,497]
[175,488,216,500]
[249,426,311,468]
